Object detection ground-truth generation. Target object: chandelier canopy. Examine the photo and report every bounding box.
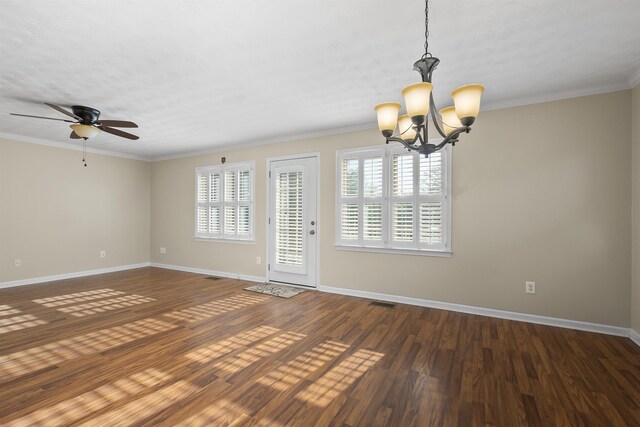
[375,0,484,157]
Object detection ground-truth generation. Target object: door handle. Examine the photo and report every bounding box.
[310,230,316,235]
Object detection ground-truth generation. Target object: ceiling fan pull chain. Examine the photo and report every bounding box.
[82,139,87,167]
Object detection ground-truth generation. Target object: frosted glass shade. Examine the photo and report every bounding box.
[397,114,417,141]
[401,82,432,121]
[375,102,401,135]
[451,84,484,121]
[439,106,463,135]
[70,124,100,139]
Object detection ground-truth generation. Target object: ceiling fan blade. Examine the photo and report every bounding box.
[100,126,139,140]
[10,112,74,122]
[45,103,81,120]
[97,120,138,128]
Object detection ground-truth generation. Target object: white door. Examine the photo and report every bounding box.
[268,155,318,287]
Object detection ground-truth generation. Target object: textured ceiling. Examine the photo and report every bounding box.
[1,0,639,160]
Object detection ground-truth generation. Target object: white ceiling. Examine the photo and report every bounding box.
[1,0,639,160]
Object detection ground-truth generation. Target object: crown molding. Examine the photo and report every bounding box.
[149,121,377,162]
[479,81,631,113]
[629,67,640,89]
[151,81,633,162]
[0,131,151,161]
[3,79,635,163]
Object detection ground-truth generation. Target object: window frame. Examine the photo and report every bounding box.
[335,143,452,256]
[195,161,255,242]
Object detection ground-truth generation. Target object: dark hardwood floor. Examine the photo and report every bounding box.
[0,267,639,426]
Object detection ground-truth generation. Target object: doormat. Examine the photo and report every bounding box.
[244,283,309,299]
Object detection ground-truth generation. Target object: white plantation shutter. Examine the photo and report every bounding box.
[363,203,383,240]
[337,149,386,247]
[390,153,415,247]
[209,206,220,234]
[341,204,359,240]
[363,157,383,198]
[224,171,236,202]
[392,202,413,241]
[420,202,442,243]
[197,206,208,234]
[393,154,413,196]
[224,205,236,235]
[362,156,383,242]
[341,159,359,198]
[210,173,220,202]
[276,170,304,265]
[337,145,450,253]
[420,153,442,195]
[195,163,254,241]
[238,205,250,235]
[416,149,446,249]
[238,170,250,201]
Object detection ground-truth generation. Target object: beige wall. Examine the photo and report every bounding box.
[0,138,150,282]
[633,84,640,333]
[151,91,632,327]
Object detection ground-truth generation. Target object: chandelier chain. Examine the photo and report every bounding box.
[424,0,430,57]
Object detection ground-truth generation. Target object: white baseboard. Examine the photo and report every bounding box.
[0,263,151,289]
[3,262,637,348]
[150,262,265,284]
[317,284,631,338]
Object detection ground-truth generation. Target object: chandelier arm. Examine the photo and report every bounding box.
[429,94,447,138]
[434,126,470,150]
[386,137,420,151]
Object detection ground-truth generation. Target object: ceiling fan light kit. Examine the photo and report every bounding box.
[375,0,484,157]
[70,124,101,139]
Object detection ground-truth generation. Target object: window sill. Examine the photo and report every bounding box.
[335,245,452,257]
[195,237,255,244]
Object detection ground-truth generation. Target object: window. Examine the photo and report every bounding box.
[195,162,254,241]
[336,145,450,254]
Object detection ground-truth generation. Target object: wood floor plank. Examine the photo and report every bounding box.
[0,267,639,426]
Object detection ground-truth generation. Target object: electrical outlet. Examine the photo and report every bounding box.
[100,250,106,258]
[525,281,536,294]
[14,258,21,267]
[256,256,261,265]
[160,247,166,254]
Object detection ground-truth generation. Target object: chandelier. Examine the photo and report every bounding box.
[375,0,484,157]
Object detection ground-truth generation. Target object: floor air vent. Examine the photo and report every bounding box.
[205,276,224,281]
[369,301,396,308]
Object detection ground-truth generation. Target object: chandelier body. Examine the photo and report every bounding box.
[375,0,484,157]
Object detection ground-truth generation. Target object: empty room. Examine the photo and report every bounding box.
[1,0,640,425]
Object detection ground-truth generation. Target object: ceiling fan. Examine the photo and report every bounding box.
[10,103,139,141]
[10,103,139,166]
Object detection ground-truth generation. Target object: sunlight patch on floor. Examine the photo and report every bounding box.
[211,332,306,377]
[257,340,349,391]
[33,289,125,307]
[79,380,200,427]
[0,314,48,334]
[296,349,384,407]
[185,326,280,363]
[174,399,252,426]
[0,318,176,379]
[2,368,172,427]
[57,294,156,317]
[0,305,22,317]
[163,294,269,323]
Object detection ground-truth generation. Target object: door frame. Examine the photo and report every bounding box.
[265,152,320,288]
